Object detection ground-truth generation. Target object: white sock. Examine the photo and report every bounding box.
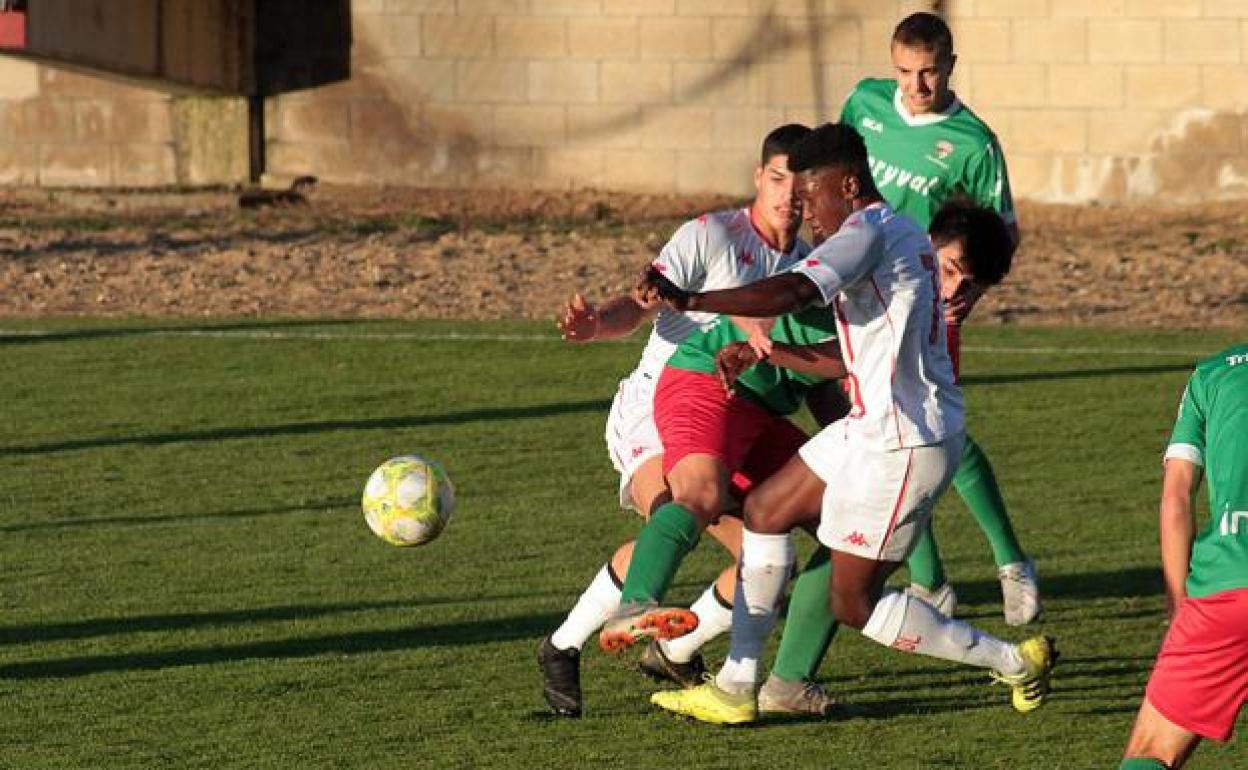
[550,564,622,651]
[715,531,794,695]
[661,582,733,663]
[861,590,1024,674]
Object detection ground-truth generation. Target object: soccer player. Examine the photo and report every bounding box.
[641,123,1055,724]
[1119,345,1248,769]
[536,124,813,718]
[841,11,1038,625]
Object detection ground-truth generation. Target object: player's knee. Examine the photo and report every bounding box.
[670,483,727,524]
[741,488,790,533]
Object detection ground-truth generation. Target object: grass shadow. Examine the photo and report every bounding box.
[962,362,1193,387]
[0,399,612,457]
[0,318,376,346]
[0,498,353,533]
[0,611,563,679]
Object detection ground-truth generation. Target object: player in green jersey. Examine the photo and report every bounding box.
[1120,345,1248,769]
[841,11,1038,626]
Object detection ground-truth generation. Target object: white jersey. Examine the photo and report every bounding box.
[634,207,810,378]
[792,202,962,450]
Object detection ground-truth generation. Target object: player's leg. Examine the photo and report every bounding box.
[824,438,1056,713]
[1121,698,1201,769]
[761,546,845,716]
[955,434,1040,625]
[903,523,958,614]
[1121,588,1248,768]
[538,454,668,717]
[647,516,740,680]
[650,454,827,723]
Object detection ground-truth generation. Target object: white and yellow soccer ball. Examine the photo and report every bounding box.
[361,455,455,546]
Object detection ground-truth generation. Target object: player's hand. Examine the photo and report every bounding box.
[557,292,599,342]
[715,341,761,391]
[635,265,692,311]
[742,318,775,360]
[944,283,985,326]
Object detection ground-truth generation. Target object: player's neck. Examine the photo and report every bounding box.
[748,204,795,253]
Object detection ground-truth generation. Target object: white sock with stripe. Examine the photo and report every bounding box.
[715,531,794,695]
[660,582,733,663]
[862,590,1024,674]
[550,563,621,652]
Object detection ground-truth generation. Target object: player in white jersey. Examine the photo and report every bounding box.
[537,124,813,718]
[639,123,1056,724]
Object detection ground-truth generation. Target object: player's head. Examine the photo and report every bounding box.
[891,12,956,116]
[752,123,812,239]
[928,198,1014,305]
[786,122,878,242]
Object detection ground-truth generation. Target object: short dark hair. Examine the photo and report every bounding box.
[760,123,812,165]
[786,122,871,183]
[892,12,954,60]
[929,198,1014,286]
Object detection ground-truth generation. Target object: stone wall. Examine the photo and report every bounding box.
[3,0,1248,202]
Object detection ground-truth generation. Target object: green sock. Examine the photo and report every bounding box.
[905,522,947,590]
[1118,759,1167,769]
[955,434,1027,567]
[618,502,701,605]
[770,547,839,682]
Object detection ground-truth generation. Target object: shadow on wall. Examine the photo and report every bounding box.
[1038,108,1248,204]
[289,0,941,187]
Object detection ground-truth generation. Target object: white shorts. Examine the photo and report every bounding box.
[604,367,662,510]
[800,428,964,562]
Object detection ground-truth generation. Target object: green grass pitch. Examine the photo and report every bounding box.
[0,318,1243,769]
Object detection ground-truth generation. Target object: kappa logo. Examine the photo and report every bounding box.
[805,258,820,267]
[631,446,647,459]
[652,262,668,273]
[843,531,869,548]
[894,634,923,652]
[935,139,954,159]
[739,250,755,266]
[861,116,884,134]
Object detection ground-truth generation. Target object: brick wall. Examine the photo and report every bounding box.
[4,0,1248,202]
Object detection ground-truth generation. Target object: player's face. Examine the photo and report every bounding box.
[796,167,852,243]
[936,238,985,305]
[753,154,802,236]
[892,43,954,115]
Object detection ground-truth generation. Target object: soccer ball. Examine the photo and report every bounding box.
[361,455,455,546]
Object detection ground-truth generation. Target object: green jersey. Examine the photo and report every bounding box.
[665,308,839,416]
[839,78,1015,229]
[1166,343,1248,598]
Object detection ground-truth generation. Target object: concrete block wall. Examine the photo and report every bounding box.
[0,57,176,186]
[4,0,1248,202]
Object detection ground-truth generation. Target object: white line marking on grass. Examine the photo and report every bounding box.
[0,327,1211,358]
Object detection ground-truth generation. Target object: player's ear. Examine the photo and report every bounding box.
[753,164,765,191]
[843,173,860,201]
[946,53,957,77]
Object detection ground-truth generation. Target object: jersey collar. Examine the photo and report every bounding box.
[892,85,962,127]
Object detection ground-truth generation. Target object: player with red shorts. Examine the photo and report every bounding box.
[1120,344,1248,769]
[598,307,846,653]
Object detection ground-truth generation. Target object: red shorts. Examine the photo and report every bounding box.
[653,367,807,498]
[1145,588,1248,741]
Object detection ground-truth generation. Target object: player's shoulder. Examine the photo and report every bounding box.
[1198,344,1248,376]
[669,207,743,247]
[947,99,1004,149]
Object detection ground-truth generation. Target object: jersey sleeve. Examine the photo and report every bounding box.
[962,136,1017,226]
[790,214,884,306]
[652,218,708,291]
[1166,372,1207,466]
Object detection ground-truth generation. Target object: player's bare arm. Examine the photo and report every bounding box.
[557,290,656,343]
[642,266,818,318]
[1158,458,1201,618]
[714,340,845,391]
